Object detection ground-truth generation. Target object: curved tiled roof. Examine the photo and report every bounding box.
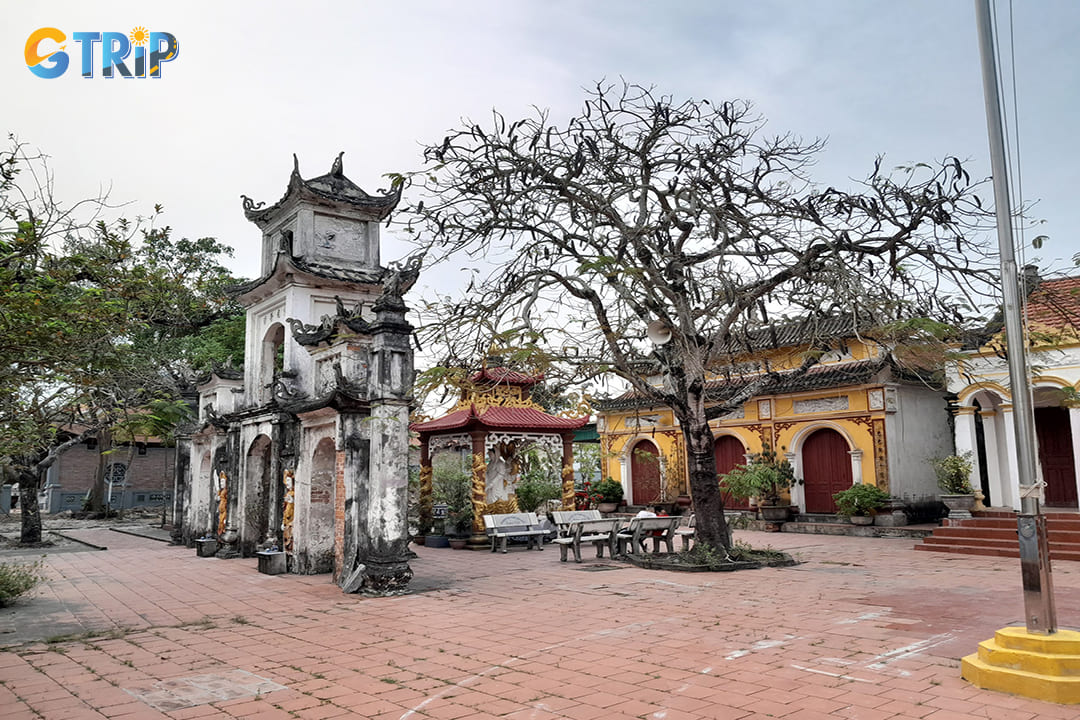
[241,153,401,226]
[593,359,897,411]
[412,404,588,434]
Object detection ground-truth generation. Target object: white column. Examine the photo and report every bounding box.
[849,449,864,486]
[980,410,1002,508]
[999,404,1022,511]
[785,451,804,511]
[954,407,982,484]
[619,448,631,504]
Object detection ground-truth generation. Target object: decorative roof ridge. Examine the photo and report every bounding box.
[241,152,401,225]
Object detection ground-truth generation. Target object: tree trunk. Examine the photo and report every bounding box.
[675,396,731,550]
[18,471,43,544]
[88,429,111,512]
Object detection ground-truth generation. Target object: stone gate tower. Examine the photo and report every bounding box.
[173,153,417,594]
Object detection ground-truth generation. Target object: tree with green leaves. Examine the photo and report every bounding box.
[0,137,242,541]
[397,82,997,551]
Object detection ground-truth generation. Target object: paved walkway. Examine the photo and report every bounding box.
[1,529,1078,719]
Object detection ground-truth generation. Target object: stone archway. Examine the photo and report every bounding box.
[303,437,337,573]
[630,439,662,506]
[198,451,212,535]
[801,428,853,513]
[243,435,273,556]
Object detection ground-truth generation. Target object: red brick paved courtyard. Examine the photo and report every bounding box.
[2,528,1078,719]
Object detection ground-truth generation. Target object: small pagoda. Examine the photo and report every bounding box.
[412,367,589,543]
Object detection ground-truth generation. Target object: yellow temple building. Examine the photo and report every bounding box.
[595,317,954,515]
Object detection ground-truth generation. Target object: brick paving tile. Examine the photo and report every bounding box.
[4,529,1080,719]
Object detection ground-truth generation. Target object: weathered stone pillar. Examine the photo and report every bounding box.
[172,435,191,545]
[217,426,242,558]
[341,294,414,594]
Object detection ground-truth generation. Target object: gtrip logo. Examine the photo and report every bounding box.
[26,27,179,79]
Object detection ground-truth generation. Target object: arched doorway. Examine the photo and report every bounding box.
[714,435,750,510]
[259,323,285,404]
[306,437,337,573]
[630,439,662,506]
[244,435,273,555]
[802,428,852,513]
[1035,406,1078,507]
[198,451,212,535]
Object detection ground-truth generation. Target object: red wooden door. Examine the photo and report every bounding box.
[1035,407,1078,507]
[802,429,852,513]
[630,440,662,505]
[714,435,750,510]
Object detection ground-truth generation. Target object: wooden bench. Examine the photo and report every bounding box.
[616,516,681,555]
[675,513,695,551]
[552,518,620,563]
[483,512,547,553]
[550,509,602,537]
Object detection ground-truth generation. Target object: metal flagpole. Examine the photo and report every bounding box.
[973,0,1056,633]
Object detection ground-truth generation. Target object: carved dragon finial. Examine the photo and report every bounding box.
[330,151,345,178]
[292,153,301,177]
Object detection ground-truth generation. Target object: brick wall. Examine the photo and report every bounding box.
[56,443,175,492]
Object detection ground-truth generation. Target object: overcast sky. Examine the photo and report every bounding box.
[5,0,1079,293]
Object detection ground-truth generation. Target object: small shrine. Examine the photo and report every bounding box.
[412,368,589,542]
[173,153,418,594]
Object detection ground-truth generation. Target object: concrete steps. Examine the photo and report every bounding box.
[915,511,1080,562]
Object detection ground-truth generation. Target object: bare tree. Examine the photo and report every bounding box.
[398,82,996,550]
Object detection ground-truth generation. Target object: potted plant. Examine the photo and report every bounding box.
[721,445,796,522]
[931,452,976,519]
[593,477,624,513]
[446,504,473,549]
[431,460,472,548]
[833,483,891,525]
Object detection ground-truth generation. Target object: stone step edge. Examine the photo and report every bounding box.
[977,639,1080,676]
[962,652,1080,704]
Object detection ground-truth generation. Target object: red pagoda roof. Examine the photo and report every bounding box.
[412,404,587,434]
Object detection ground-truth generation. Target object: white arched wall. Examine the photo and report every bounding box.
[956,385,1013,509]
[787,422,861,513]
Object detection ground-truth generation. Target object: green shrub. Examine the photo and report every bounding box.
[932,452,974,494]
[720,444,795,505]
[515,476,561,512]
[434,465,473,536]
[0,560,45,607]
[833,483,891,516]
[594,477,624,504]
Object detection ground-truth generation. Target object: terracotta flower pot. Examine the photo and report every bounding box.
[448,538,468,549]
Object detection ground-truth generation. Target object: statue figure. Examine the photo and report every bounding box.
[216,471,228,536]
[281,469,296,553]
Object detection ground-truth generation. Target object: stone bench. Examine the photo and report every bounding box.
[675,513,695,551]
[550,509,602,537]
[483,512,547,553]
[616,516,681,555]
[552,518,620,563]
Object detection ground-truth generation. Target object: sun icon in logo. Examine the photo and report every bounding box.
[129,26,149,46]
